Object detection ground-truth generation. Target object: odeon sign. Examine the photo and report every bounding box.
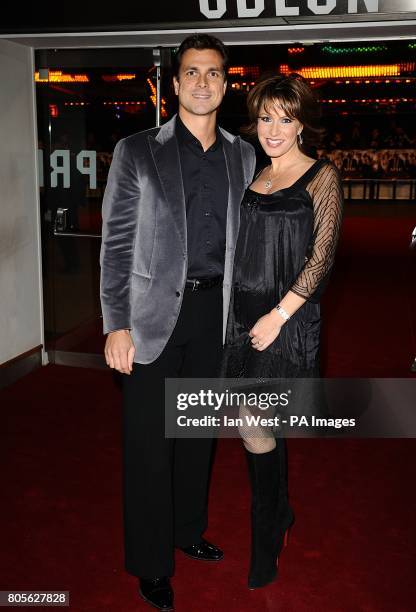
[2,0,415,33]
[198,0,380,18]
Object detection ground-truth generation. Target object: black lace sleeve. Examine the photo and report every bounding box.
[290,162,343,301]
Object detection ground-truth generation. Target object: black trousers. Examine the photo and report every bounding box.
[122,285,223,578]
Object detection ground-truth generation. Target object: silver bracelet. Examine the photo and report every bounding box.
[275,304,290,322]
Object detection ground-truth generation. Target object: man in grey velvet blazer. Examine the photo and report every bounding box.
[100,104,254,366]
[100,34,255,610]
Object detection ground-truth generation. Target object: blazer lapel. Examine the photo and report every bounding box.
[148,116,187,252]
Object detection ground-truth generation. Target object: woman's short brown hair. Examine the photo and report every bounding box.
[244,73,324,150]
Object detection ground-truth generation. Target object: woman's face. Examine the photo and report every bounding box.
[256,100,302,159]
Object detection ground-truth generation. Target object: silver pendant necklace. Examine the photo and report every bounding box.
[264,165,274,190]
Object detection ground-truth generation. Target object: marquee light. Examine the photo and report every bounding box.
[228,66,260,77]
[231,83,256,89]
[228,66,244,75]
[35,70,89,83]
[146,78,168,118]
[279,64,415,79]
[288,47,305,55]
[64,102,89,106]
[339,78,415,84]
[319,98,416,104]
[321,44,387,54]
[102,74,136,82]
[102,101,146,106]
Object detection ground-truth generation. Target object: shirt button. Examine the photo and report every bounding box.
[206,240,211,246]
[204,211,211,217]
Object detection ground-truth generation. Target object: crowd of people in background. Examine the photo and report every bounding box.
[318,149,416,179]
[323,118,415,150]
[319,118,416,178]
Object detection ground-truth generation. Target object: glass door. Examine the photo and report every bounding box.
[36,41,416,368]
[36,48,173,366]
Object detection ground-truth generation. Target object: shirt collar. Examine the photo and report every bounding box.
[176,115,221,152]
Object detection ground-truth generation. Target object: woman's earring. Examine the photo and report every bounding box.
[298,132,303,145]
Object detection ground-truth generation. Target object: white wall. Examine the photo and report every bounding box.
[0,39,44,365]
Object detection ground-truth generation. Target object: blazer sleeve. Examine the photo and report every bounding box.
[100,138,140,334]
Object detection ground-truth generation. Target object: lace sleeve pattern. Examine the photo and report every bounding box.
[290,162,343,301]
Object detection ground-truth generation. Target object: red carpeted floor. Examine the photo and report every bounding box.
[321,215,416,377]
[1,368,415,611]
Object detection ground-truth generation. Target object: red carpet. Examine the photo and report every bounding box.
[322,215,416,377]
[1,213,415,609]
[1,365,415,611]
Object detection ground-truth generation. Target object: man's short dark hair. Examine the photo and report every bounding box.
[173,34,229,79]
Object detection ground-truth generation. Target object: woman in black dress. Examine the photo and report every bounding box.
[222,75,343,589]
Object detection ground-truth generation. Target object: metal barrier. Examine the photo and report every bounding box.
[343,179,416,201]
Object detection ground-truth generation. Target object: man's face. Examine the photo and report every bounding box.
[173,48,227,117]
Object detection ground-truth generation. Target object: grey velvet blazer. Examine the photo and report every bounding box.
[100,114,256,364]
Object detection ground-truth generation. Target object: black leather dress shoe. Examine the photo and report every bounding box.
[178,538,224,561]
[139,577,173,611]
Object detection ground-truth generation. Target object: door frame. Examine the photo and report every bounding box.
[3,18,415,369]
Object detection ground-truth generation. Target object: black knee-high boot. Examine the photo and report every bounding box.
[245,440,294,589]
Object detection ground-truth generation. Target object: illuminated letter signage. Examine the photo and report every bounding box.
[199,0,227,18]
[199,0,381,18]
[237,0,265,17]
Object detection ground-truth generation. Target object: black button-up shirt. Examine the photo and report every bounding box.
[176,116,229,279]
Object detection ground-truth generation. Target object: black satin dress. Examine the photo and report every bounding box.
[222,159,343,384]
